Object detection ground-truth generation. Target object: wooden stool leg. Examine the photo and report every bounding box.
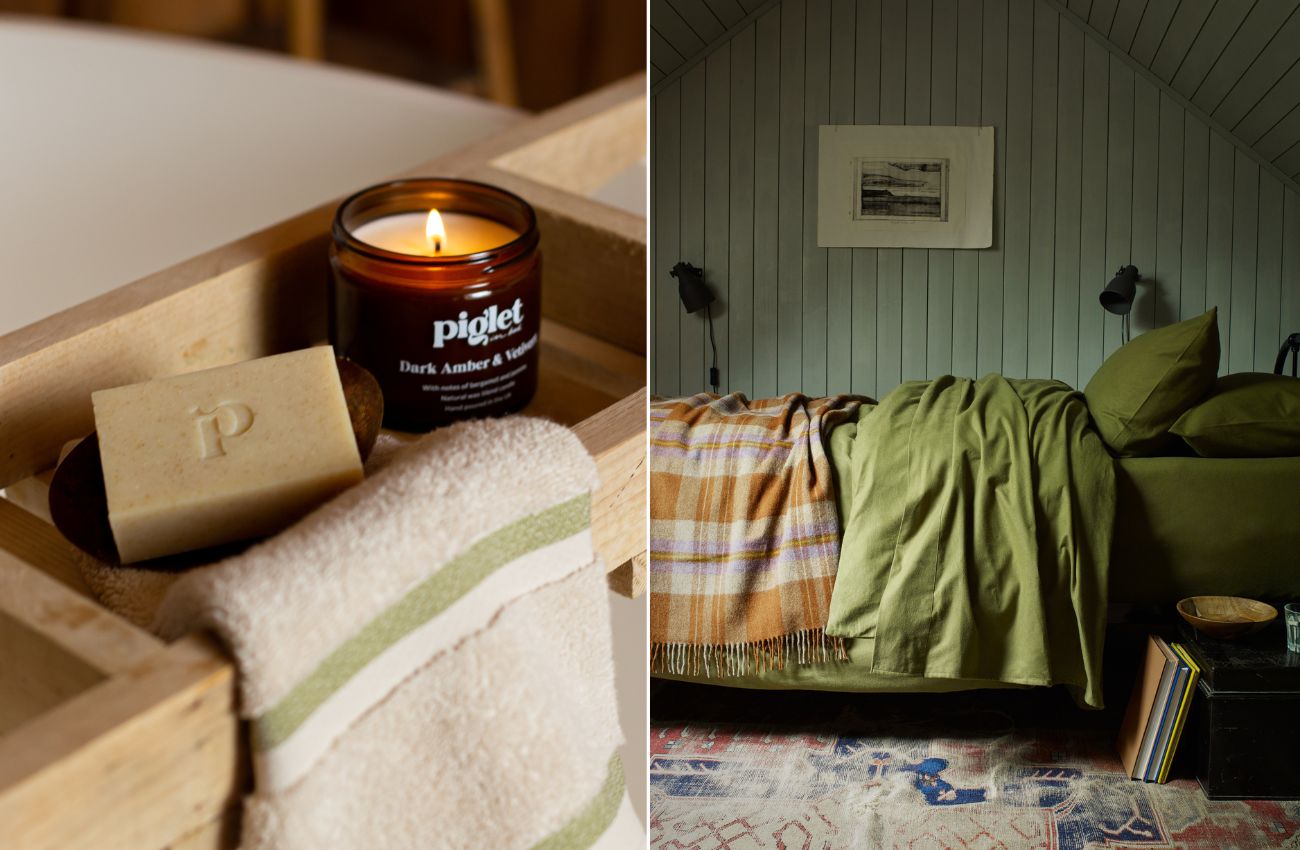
[471,0,519,106]
[286,0,323,60]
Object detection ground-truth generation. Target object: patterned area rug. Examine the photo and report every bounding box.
[650,685,1300,850]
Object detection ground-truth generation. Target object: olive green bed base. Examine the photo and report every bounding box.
[1109,455,1300,604]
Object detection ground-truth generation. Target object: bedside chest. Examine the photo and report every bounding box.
[1178,619,1300,800]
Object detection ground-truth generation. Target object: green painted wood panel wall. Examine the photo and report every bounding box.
[651,0,1300,399]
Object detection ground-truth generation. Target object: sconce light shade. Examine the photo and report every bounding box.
[1100,265,1140,315]
[672,262,714,314]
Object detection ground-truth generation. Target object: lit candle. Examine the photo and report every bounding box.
[329,178,542,431]
[351,209,521,257]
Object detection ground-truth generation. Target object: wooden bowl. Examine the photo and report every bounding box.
[1176,596,1277,639]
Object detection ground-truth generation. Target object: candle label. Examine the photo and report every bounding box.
[346,288,542,424]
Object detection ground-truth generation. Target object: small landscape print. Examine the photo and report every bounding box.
[854,158,949,222]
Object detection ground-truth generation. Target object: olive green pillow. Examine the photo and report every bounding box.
[1171,372,1300,457]
[1083,308,1220,456]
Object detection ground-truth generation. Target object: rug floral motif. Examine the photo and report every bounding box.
[650,711,1300,850]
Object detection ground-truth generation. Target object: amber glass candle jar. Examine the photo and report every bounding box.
[330,178,541,431]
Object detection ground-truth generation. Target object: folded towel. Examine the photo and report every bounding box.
[79,418,635,849]
[649,392,867,678]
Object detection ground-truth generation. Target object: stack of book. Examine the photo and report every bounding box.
[1116,635,1202,783]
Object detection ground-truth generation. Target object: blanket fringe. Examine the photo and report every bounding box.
[650,629,849,678]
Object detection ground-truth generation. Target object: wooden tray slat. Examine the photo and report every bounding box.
[0,499,92,594]
[0,549,163,676]
[573,389,647,572]
[0,634,240,850]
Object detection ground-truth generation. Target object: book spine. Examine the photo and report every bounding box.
[1158,644,1201,784]
[1145,661,1188,781]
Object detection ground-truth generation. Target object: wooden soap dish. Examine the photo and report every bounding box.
[1176,595,1278,640]
[48,357,383,570]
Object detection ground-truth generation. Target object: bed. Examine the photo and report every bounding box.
[652,311,1300,697]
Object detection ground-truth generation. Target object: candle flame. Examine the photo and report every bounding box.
[425,208,446,255]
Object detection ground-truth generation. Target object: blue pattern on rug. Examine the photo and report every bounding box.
[900,757,987,805]
[651,721,1300,850]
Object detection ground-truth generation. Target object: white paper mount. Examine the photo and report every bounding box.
[817,125,994,249]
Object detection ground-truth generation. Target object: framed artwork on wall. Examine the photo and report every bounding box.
[817,125,994,249]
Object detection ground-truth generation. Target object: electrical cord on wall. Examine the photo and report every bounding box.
[706,303,719,394]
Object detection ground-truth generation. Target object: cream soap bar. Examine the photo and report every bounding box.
[92,346,363,563]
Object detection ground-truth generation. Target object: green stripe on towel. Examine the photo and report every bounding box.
[532,753,625,850]
[253,493,591,751]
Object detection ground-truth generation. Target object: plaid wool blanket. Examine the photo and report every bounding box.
[650,392,869,677]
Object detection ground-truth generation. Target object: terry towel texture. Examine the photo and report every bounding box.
[80,418,631,850]
[649,392,868,677]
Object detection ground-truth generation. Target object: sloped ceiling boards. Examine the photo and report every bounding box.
[1065,0,1300,187]
[651,0,774,85]
[650,0,1300,399]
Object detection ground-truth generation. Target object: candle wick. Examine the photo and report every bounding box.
[432,236,443,255]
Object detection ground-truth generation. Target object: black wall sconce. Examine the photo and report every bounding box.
[671,261,720,394]
[1099,264,1141,343]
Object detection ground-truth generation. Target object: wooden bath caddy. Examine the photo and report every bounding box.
[0,75,646,850]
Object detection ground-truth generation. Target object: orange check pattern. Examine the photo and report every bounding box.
[649,393,869,677]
